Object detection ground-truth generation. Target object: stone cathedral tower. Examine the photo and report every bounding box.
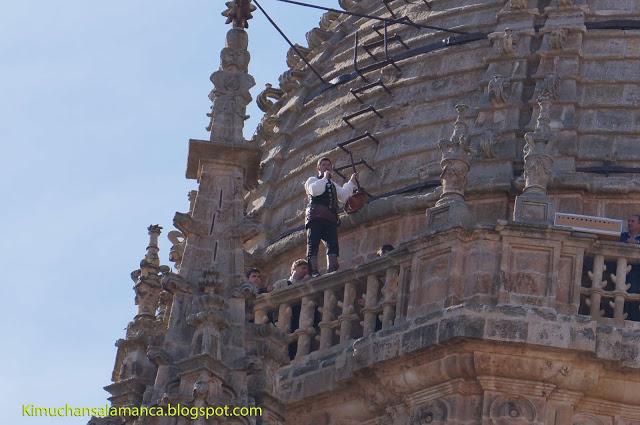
[92,0,640,424]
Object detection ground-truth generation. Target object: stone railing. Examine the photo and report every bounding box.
[579,241,640,325]
[254,226,640,364]
[253,250,412,360]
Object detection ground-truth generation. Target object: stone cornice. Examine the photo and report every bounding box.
[186,139,260,186]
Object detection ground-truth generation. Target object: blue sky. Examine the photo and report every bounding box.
[0,1,333,423]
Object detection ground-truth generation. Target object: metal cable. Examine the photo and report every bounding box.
[253,0,328,84]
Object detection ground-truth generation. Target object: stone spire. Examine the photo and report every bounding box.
[206,1,256,144]
[132,225,164,317]
[102,225,168,409]
[178,1,261,283]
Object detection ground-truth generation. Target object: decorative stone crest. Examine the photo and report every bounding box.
[222,0,256,29]
[257,83,284,112]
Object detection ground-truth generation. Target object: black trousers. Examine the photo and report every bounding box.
[306,219,339,257]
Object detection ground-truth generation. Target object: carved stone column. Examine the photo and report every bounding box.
[381,267,399,329]
[362,274,380,337]
[338,282,357,344]
[318,289,337,350]
[294,296,316,359]
[426,104,473,231]
[610,257,631,324]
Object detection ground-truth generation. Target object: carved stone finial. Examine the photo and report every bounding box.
[437,104,472,202]
[222,0,256,29]
[514,95,556,223]
[426,104,473,230]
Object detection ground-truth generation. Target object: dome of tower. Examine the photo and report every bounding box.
[248,0,640,278]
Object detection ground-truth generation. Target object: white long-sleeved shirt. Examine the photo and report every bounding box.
[304,176,356,204]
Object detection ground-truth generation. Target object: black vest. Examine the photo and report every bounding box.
[309,179,338,212]
[305,178,339,226]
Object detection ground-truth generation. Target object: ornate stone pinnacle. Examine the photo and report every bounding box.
[437,104,472,203]
[206,27,255,143]
[222,0,256,29]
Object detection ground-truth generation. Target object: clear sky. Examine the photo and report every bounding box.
[0,1,334,423]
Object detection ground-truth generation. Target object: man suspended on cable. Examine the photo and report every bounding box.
[304,157,358,276]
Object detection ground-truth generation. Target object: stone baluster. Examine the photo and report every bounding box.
[338,282,357,344]
[586,254,607,319]
[254,306,269,325]
[381,267,400,329]
[609,257,631,323]
[295,296,317,359]
[277,303,292,333]
[318,289,337,350]
[362,275,380,337]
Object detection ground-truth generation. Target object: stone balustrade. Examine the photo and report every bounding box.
[254,225,640,366]
[579,242,640,325]
[254,252,409,360]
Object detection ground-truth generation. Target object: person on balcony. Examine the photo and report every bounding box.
[304,157,358,276]
[246,268,268,294]
[620,214,640,244]
[272,259,311,291]
[377,244,395,257]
